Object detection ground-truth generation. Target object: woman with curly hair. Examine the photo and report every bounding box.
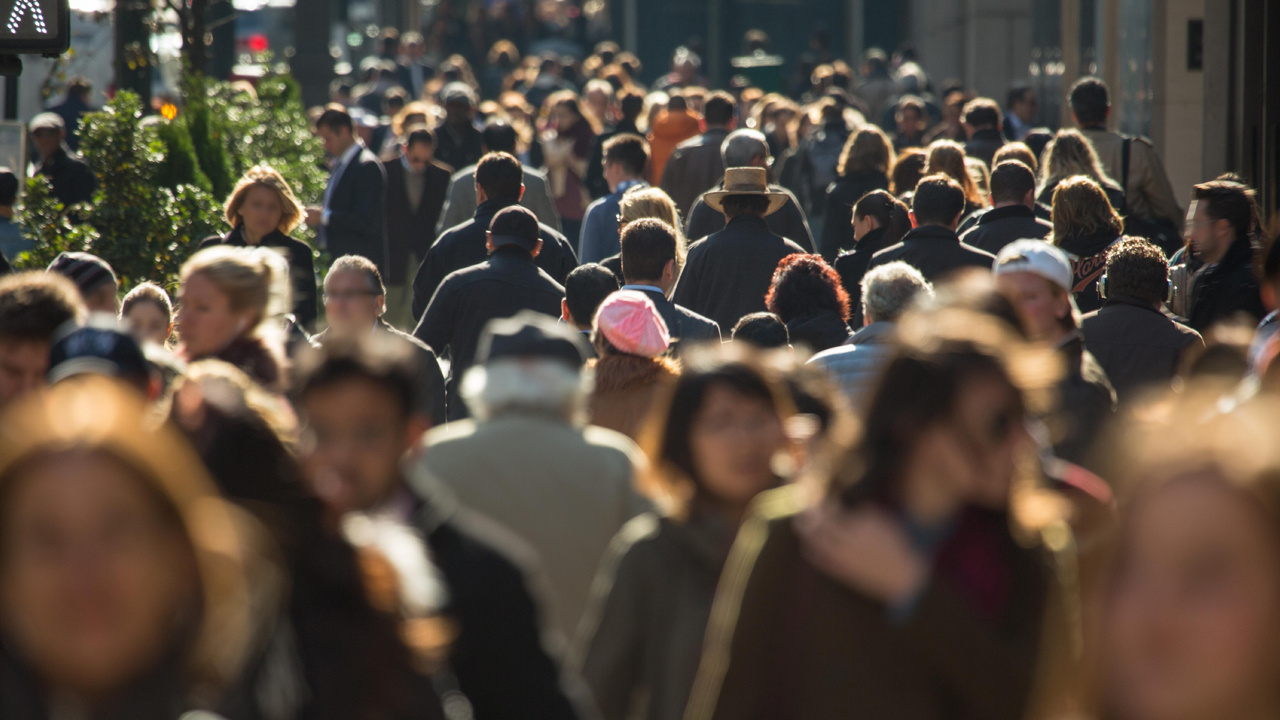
[766,253,853,352]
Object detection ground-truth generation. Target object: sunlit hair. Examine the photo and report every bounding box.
[619,186,686,269]
[0,376,259,690]
[766,254,851,323]
[837,126,894,177]
[460,358,592,424]
[169,359,298,445]
[994,141,1038,174]
[966,156,992,206]
[223,165,304,234]
[1039,129,1118,198]
[180,246,292,335]
[1050,175,1124,242]
[120,281,173,324]
[391,100,433,138]
[925,140,983,206]
[890,148,928,197]
[545,90,603,135]
[635,345,796,520]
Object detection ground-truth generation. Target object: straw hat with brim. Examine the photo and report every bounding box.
[704,167,789,217]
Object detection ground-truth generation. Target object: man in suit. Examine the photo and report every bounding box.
[672,167,806,331]
[684,129,815,252]
[437,120,561,234]
[619,218,720,353]
[868,173,996,281]
[383,126,453,329]
[660,91,736,216]
[413,152,577,321]
[414,205,567,419]
[306,105,388,275]
[395,31,434,97]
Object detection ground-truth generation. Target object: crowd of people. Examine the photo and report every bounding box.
[1,27,1279,720]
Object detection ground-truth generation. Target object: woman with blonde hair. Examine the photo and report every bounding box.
[1038,129,1126,213]
[177,245,292,391]
[199,165,317,330]
[925,139,986,216]
[1049,175,1126,312]
[596,186,688,279]
[820,126,894,260]
[0,377,273,718]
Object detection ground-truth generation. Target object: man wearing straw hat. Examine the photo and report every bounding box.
[671,166,806,331]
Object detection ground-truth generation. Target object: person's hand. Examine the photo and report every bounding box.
[795,502,928,605]
[304,206,324,228]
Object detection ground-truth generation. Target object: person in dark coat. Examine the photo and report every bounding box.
[434,83,484,173]
[1186,178,1268,332]
[619,218,721,353]
[672,168,807,332]
[314,255,447,425]
[383,126,454,329]
[833,190,911,328]
[306,106,389,275]
[1081,238,1203,403]
[685,130,815,252]
[292,335,594,720]
[765,254,852,353]
[200,165,318,330]
[585,89,645,200]
[437,120,562,234]
[961,97,1006,169]
[818,126,892,261]
[29,112,96,208]
[412,152,578,320]
[960,161,1052,256]
[995,240,1116,471]
[1048,176,1126,314]
[44,77,94,151]
[414,205,567,420]
[867,173,996,281]
[660,92,737,216]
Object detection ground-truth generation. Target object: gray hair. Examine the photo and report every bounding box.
[861,261,934,324]
[459,358,592,423]
[721,129,770,168]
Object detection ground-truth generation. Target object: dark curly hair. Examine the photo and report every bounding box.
[765,254,851,323]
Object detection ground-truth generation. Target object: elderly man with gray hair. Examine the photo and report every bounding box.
[807,260,934,406]
[414,311,650,643]
[683,129,815,251]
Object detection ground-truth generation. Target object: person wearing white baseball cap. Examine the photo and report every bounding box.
[994,238,1116,470]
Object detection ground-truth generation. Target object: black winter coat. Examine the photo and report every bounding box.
[671,215,807,332]
[413,247,565,419]
[630,286,722,353]
[867,224,996,282]
[785,310,852,353]
[412,198,578,320]
[1057,229,1123,314]
[958,205,1053,256]
[1188,234,1267,332]
[36,146,96,207]
[818,171,890,261]
[384,156,453,285]
[833,226,899,329]
[200,228,318,330]
[1081,295,1202,403]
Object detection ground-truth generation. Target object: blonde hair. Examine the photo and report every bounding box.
[391,100,433,138]
[619,186,687,269]
[224,165,304,234]
[1050,175,1124,242]
[1039,129,1117,197]
[837,126,894,177]
[994,142,1038,174]
[926,140,984,206]
[180,246,291,334]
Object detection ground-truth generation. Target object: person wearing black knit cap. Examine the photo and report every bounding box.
[47,251,118,314]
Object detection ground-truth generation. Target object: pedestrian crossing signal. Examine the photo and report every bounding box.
[0,0,67,55]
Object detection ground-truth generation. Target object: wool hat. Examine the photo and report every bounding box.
[703,167,789,217]
[993,239,1074,293]
[488,205,541,251]
[594,290,670,358]
[477,311,587,369]
[47,251,118,297]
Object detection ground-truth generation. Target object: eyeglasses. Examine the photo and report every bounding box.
[323,289,380,303]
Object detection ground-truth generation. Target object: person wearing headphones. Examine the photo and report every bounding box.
[1080,236,1203,404]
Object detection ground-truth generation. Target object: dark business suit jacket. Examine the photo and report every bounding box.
[324,146,389,275]
[384,157,453,285]
[867,225,996,282]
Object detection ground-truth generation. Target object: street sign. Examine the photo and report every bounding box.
[0,0,67,55]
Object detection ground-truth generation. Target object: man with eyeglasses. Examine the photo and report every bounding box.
[316,254,446,424]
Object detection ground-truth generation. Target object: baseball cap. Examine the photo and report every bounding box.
[477,311,587,369]
[48,315,151,392]
[488,205,541,251]
[993,239,1074,293]
[29,112,64,132]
